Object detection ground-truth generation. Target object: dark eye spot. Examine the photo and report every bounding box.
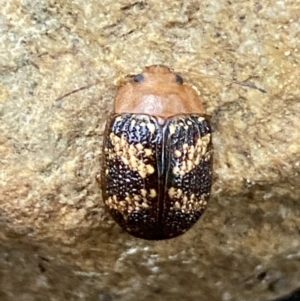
[175,74,184,84]
[134,74,144,83]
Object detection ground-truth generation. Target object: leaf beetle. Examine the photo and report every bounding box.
[99,65,213,240]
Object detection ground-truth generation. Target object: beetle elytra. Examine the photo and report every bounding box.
[99,65,213,240]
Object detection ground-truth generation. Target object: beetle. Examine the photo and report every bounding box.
[99,65,213,240]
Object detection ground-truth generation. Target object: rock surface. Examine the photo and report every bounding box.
[0,0,299,300]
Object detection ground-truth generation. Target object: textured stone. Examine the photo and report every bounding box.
[0,0,299,300]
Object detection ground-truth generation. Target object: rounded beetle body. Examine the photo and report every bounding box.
[100,65,213,240]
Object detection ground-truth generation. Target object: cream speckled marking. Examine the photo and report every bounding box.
[168,187,209,212]
[172,133,211,176]
[169,123,177,135]
[146,123,156,134]
[149,189,157,198]
[174,150,181,158]
[105,189,157,217]
[106,132,155,178]
[115,116,123,122]
[140,189,147,197]
[204,149,213,161]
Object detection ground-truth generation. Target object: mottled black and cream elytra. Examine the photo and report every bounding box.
[98,65,213,240]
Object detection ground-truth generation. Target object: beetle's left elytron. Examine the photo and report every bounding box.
[99,65,213,240]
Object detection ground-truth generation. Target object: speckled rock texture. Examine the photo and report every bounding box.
[0,0,299,300]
